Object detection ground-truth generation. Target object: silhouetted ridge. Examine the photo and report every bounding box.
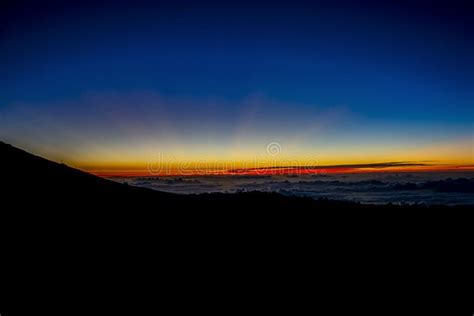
[2,141,153,194]
[1,141,472,316]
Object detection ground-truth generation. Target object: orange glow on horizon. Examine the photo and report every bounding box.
[88,164,474,177]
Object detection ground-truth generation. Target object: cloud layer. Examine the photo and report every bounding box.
[112,172,474,205]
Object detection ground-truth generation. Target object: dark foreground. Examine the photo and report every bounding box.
[0,141,471,314]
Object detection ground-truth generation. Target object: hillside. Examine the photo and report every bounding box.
[1,141,470,315]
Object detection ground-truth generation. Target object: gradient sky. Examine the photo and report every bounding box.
[1,0,473,175]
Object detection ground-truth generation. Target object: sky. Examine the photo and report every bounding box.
[1,0,473,175]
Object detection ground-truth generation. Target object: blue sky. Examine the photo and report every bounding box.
[1,0,473,171]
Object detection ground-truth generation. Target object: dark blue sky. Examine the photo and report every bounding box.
[1,0,473,168]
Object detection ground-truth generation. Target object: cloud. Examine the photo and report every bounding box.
[113,174,474,205]
[228,161,430,173]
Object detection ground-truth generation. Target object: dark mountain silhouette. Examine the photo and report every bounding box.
[1,141,172,197]
[1,141,471,315]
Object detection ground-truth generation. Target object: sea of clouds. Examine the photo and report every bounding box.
[111,172,474,205]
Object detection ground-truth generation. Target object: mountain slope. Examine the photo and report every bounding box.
[1,141,470,316]
[1,141,170,197]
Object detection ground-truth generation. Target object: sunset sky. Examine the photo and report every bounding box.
[1,0,473,175]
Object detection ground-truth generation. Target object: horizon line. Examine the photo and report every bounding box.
[88,163,474,177]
